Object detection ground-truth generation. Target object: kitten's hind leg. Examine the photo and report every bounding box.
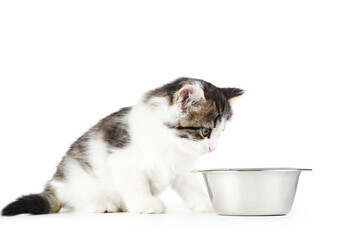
[71,203,98,213]
[71,200,120,214]
[99,202,120,213]
[125,196,166,214]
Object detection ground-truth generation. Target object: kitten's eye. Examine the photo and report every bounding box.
[201,127,210,137]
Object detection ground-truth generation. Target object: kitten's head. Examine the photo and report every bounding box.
[145,77,244,155]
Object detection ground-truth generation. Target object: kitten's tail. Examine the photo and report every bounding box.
[1,188,61,216]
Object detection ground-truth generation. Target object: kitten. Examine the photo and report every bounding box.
[1,77,244,216]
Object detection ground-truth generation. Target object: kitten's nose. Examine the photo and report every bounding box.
[209,147,216,152]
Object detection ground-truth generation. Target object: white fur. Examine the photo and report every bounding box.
[48,94,225,214]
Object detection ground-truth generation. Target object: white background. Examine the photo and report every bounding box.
[0,0,359,239]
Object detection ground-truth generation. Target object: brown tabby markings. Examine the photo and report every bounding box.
[145,77,233,140]
[53,107,132,181]
[43,186,61,213]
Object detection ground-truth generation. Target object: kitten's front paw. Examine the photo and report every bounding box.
[127,197,166,214]
[188,198,213,213]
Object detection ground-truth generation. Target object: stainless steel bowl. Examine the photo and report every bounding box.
[193,168,311,216]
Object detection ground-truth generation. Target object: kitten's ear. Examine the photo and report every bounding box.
[222,88,245,101]
[175,84,205,111]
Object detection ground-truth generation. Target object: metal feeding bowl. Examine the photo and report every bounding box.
[193,168,312,216]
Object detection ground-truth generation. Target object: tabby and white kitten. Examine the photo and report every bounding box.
[2,77,244,216]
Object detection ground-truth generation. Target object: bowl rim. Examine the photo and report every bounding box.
[192,168,312,173]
